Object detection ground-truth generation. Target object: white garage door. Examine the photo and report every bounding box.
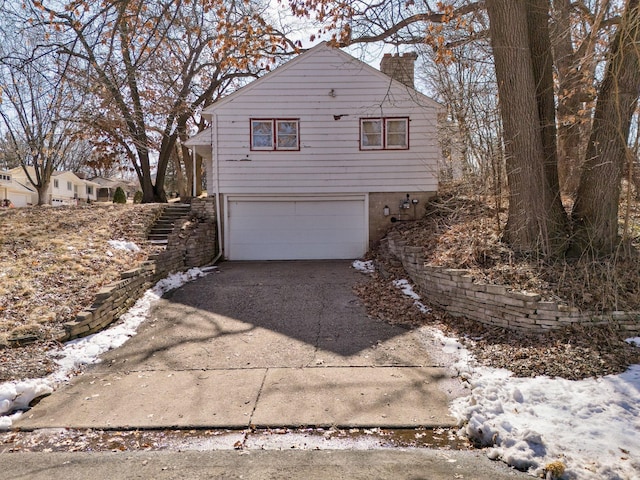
[7,193,29,207]
[227,196,367,260]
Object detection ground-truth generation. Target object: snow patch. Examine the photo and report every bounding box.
[626,337,640,348]
[451,356,640,479]
[352,260,375,274]
[396,282,640,478]
[0,267,209,430]
[392,279,430,313]
[107,240,140,252]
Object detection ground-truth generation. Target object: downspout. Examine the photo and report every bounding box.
[212,113,223,263]
[192,148,197,198]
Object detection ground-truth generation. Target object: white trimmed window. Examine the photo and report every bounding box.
[67,181,72,191]
[53,179,59,189]
[251,119,299,151]
[86,185,93,195]
[360,117,409,150]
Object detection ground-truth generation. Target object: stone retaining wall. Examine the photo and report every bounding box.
[384,232,640,333]
[63,198,217,340]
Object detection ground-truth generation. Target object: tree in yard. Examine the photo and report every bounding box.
[0,9,85,205]
[484,0,569,256]
[112,186,127,204]
[23,0,295,204]
[485,0,640,256]
[550,0,620,196]
[571,0,640,253]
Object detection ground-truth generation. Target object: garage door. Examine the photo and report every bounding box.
[227,196,367,260]
[7,193,29,207]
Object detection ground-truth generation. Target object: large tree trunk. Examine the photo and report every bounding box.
[551,0,585,196]
[486,0,568,256]
[551,0,609,196]
[572,0,640,254]
[527,0,563,199]
[36,181,50,206]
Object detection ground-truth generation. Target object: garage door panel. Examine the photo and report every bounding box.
[232,241,365,261]
[228,197,367,260]
[294,201,362,216]
[245,201,297,215]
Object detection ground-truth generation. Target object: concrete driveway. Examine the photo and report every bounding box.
[15,261,460,430]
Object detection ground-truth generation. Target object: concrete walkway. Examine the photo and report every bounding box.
[16,261,459,430]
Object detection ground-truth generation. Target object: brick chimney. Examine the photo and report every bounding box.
[380,52,418,88]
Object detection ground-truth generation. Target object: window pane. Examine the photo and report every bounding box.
[361,119,382,147]
[252,121,273,148]
[276,121,298,149]
[386,119,407,147]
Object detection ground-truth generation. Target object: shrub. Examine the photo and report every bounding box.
[113,186,127,204]
[133,191,143,204]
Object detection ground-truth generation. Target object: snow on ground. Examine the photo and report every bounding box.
[352,259,375,274]
[0,267,211,430]
[392,279,431,313]
[394,277,640,480]
[107,239,141,252]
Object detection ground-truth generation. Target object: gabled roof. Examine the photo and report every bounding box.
[201,42,439,117]
[12,166,100,186]
[89,176,138,188]
[184,127,212,147]
[183,128,213,158]
[52,170,84,183]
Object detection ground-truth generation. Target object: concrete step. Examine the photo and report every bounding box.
[147,204,192,244]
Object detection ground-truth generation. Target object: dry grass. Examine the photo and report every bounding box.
[0,204,163,347]
[391,187,640,312]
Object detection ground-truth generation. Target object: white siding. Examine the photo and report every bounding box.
[207,45,439,195]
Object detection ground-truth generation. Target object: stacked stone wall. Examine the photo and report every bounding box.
[63,198,217,340]
[384,232,640,333]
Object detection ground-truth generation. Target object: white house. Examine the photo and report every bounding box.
[0,169,36,207]
[186,43,441,260]
[9,167,99,205]
[90,176,139,202]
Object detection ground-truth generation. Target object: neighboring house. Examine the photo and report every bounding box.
[0,169,36,207]
[186,42,441,261]
[90,176,139,202]
[9,167,99,205]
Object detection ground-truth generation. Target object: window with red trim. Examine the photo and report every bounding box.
[360,117,409,150]
[250,119,299,151]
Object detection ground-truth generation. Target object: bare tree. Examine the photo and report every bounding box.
[0,15,85,205]
[551,0,620,196]
[572,0,640,253]
[26,0,294,203]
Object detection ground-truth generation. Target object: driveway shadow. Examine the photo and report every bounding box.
[95,261,431,372]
